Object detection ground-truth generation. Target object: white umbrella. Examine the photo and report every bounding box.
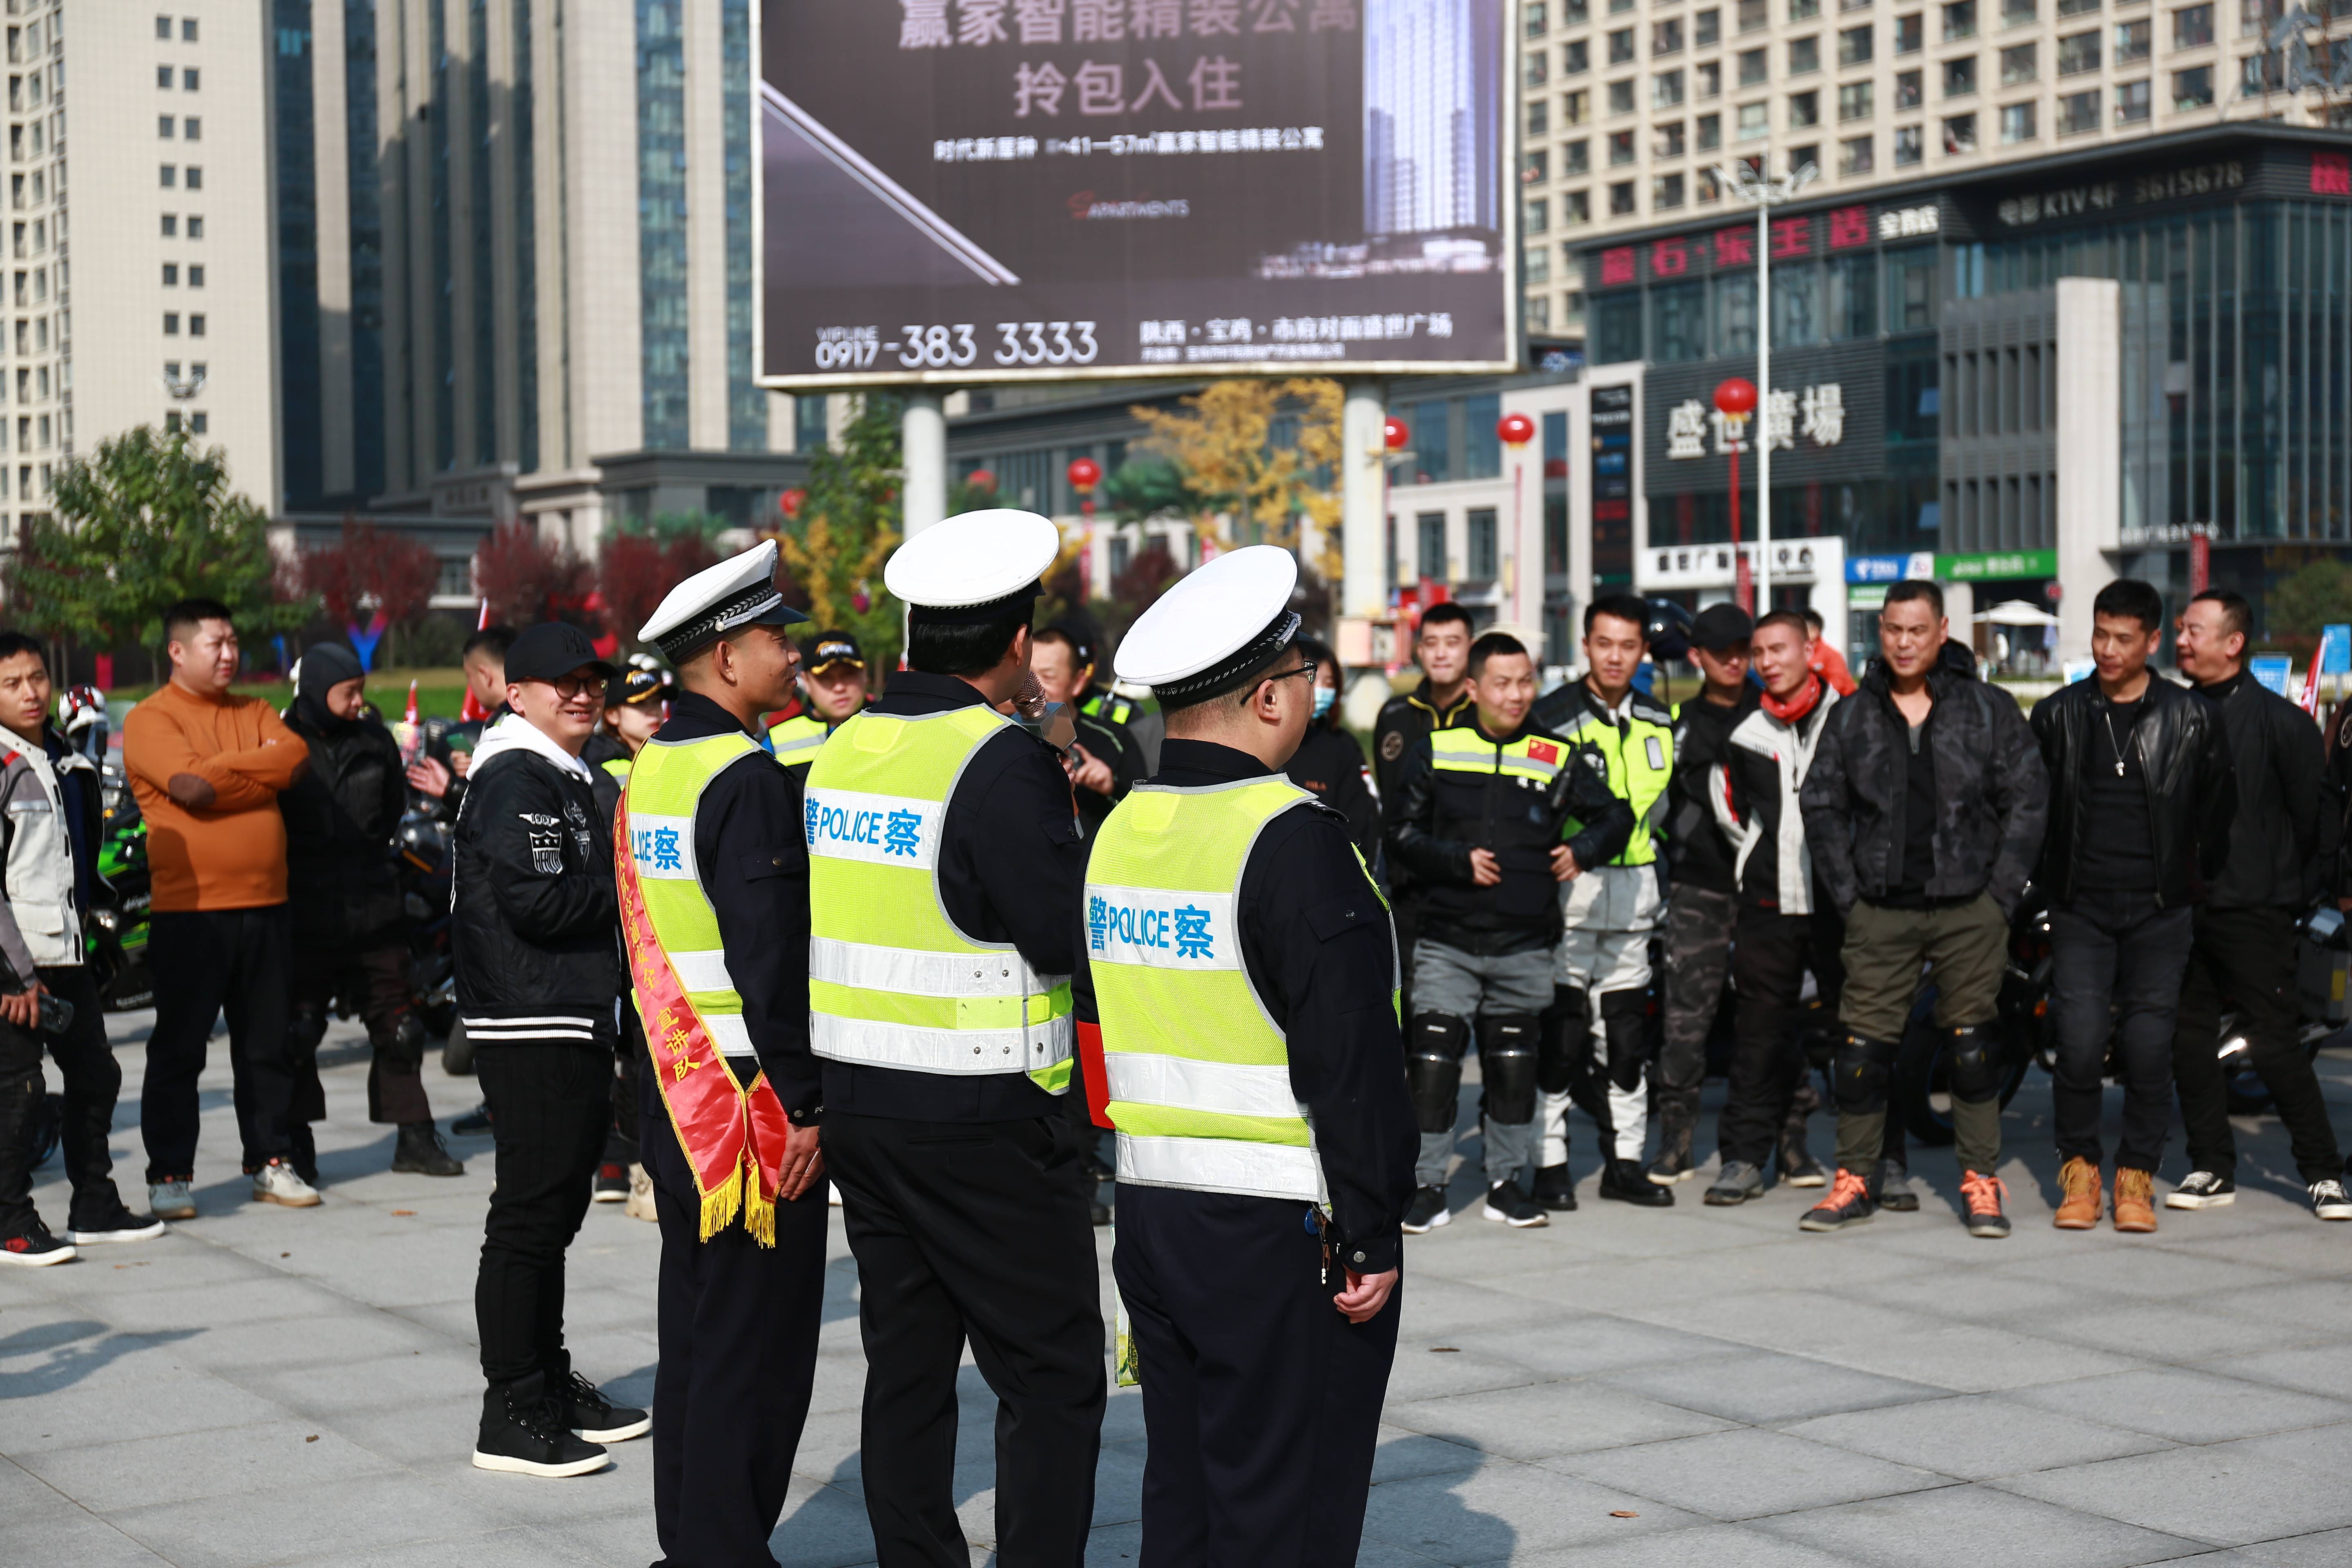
[1974,599,2061,628]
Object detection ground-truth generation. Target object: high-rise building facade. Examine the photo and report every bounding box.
[273,0,812,552]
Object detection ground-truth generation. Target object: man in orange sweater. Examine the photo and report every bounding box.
[125,598,312,1220]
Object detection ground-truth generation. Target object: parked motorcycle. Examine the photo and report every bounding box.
[54,688,156,1013]
[396,808,467,1073]
[2216,902,2350,1115]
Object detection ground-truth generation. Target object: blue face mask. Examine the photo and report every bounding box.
[1312,686,1336,719]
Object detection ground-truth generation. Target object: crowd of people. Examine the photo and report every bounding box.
[0,529,2348,1568]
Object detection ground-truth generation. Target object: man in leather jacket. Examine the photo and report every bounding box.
[282,644,462,1180]
[2029,580,2231,1232]
[1386,632,1630,1231]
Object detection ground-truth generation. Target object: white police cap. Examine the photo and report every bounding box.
[637,538,808,662]
[1114,545,1301,708]
[884,509,1062,624]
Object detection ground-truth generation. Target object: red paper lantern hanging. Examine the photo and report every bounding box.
[1497,412,1536,448]
[1713,377,1759,416]
[779,487,808,519]
[1066,457,1102,495]
[1383,416,1410,451]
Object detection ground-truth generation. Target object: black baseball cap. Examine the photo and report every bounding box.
[606,666,666,708]
[802,630,865,673]
[1690,603,1755,653]
[505,622,618,685]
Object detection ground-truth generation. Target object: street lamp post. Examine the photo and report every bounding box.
[1716,154,1816,614]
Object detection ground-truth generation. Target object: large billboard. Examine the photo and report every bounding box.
[757,0,1515,385]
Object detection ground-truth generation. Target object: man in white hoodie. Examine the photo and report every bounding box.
[0,632,164,1265]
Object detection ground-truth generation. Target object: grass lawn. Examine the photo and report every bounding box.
[107,666,475,721]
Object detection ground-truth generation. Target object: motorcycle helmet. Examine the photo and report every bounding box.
[1644,598,1697,664]
[56,685,108,762]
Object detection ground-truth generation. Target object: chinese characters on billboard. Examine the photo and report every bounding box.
[758,0,1514,383]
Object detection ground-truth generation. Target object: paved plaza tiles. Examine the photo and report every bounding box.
[5,1011,2352,1566]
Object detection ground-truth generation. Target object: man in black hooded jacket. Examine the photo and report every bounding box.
[281,644,462,1179]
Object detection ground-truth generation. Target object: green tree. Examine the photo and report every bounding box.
[1100,456,1203,524]
[9,426,311,653]
[2269,559,2352,653]
[775,394,905,666]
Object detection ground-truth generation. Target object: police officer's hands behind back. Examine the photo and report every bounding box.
[1334,1267,1399,1324]
[778,1123,824,1201]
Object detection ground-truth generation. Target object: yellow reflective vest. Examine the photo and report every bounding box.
[1556,687,1675,866]
[766,713,829,771]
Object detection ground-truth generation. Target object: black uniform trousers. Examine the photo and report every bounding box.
[1719,905,1844,1170]
[474,1040,610,1386]
[141,906,300,1181]
[824,1109,1105,1568]
[2172,905,2345,1185]
[642,1070,827,1568]
[1111,1182,1399,1568]
[0,966,128,1232]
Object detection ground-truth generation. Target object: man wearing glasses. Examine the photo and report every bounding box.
[452,622,647,1478]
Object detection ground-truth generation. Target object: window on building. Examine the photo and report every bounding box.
[1840,132,1876,172]
[2060,0,2099,10]
[1698,110,1723,146]
[187,265,204,288]
[1893,122,1925,160]
[2001,42,2036,80]
[1697,7,1722,42]
[1564,0,1590,19]
[1565,137,1590,172]
[1655,171,1688,207]
[1698,59,1722,94]
[1610,179,1637,213]
[2236,0,2265,33]
[1525,243,1552,284]
[2114,16,2150,56]
[1606,129,1634,163]
[1792,0,1822,17]
[1609,77,1637,111]
[1524,147,1550,185]
[1563,88,1591,121]
[1466,509,1498,579]
[1840,79,1874,115]
[158,115,176,139]
[1526,294,1552,331]
[182,117,199,140]
[162,263,177,285]
[1739,99,1771,135]
[1655,68,1686,104]
[1790,87,1822,122]
[184,68,198,89]
[1840,23,1874,62]
[1790,140,1821,171]
[2173,62,2213,105]
[1737,0,1768,27]
[2115,76,2151,118]
[1896,67,1924,103]
[1416,513,1446,580]
[2173,3,2211,43]
[1528,49,1552,86]
[184,166,200,189]
[1652,279,1707,359]
[1945,53,1977,92]
[1528,98,1550,137]
[1895,9,1924,46]
[1654,120,1687,156]
[1565,187,1592,223]
[1528,0,1550,33]
[163,312,179,334]
[1944,0,1977,33]
[188,314,205,336]
[1944,109,1978,149]
[2057,87,2099,130]
[1609,27,1636,61]
[1740,45,1769,80]
[156,64,172,88]
[2002,0,2035,23]
[1790,33,1820,69]
[1526,196,1551,233]
[1565,38,1590,71]
[182,17,198,40]
[187,216,204,238]
[2238,51,2277,92]
[158,163,175,187]
[1654,17,1684,51]
[2058,27,2099,69]
[795,394,830,451]
[1699,165,1724,199]
[1999,99,2036,138]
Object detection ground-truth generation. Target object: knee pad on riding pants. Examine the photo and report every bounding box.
[1945,1022,2003,1105]
[1409,1013,1470,1135]
[1830,1033,1900,1116]
[1479,1014,1541,1125]
[1599,987,1652,1094]
[1537,985,1586,1095]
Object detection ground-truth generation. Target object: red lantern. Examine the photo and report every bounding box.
[1497,411,1536,448]
[1384,416,1410,451]
[779,487,808,519]
[1713,377,1758,416]
[966,468,997,493]
[1066,456,1102,495]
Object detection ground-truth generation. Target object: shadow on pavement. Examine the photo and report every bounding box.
[0,1319,201,1399]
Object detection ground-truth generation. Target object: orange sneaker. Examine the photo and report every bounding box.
[1960,1170,2010,1238]
[2054,1157,2102,1230]
[1799,1167,1878,1232]
[2113,1168,2157,1233]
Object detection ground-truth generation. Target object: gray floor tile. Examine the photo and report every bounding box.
[0,1367,286,1455]
[0,1494,178,1566]
[1384,1379,1736,1460]
[1371,1426,1488,1483]
[19,1419,394,1512]
[2004,1368,2352,1444]
[2201,1343,2352,1404]
[1502,1521,1862,1568]
[1549,1429,1947,1521]
[1603,1350,1947,1425]
[1443,1315,1744,1378]
[1361,1461,1699,1562]
[1783,1392,2175,1480]
[1755,1480,2207,1567]
[2224,1526,2352,1566]
[1992,1442,2352,1546]
[103,1469,516,1568]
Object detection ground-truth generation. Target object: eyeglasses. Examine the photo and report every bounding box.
[1245,659,1319,701]
[540,675,608,701]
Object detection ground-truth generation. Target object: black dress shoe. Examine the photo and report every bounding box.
[1599,1158,1674,1207]
[1531,1163,1579,1211]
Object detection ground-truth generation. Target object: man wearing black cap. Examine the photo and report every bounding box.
[1648,604,1760,1184]
[454,621,645,1479]
[281,644,463,1182]
[768,629,869,773]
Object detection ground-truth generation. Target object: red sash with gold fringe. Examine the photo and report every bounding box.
[615,807,791,1245]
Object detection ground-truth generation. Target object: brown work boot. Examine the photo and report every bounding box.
[2113,1168,2158,1233]
[2054,1156,2103,1229]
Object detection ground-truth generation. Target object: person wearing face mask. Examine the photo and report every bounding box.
[1283,636,1379,862]
[1032,621,1143,839]
[281,642,463,1184]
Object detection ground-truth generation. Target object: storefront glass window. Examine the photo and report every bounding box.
[1653,279,1709,360]
[1772,261,1822,344]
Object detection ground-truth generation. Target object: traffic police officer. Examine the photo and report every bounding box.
[1076,546,1417,1567]
[805,510,1104,1568]
[767,629,868,773]
[1530,594,1676,1209]
[626,541,829,1566]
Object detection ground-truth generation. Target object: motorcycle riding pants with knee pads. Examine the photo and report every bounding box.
[1408,1014,1469,1138]
[1410,941,1557,1191]
[1834,894,2009,1178]
[1550,865,1659,1166]
[1478,1016,1541,1126]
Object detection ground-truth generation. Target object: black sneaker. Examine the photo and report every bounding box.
[473,1376,611,1477]
[65,1196,167,1245]
[1531,1163,1579,1212]
[1599,1158,1673,1207]
[1875,1159,1920,1212]
[592,1161,630,1202]
[2311,1178,2352,1222]
[1647,1143,1697,1186]
[1799,1168,1878,1232]
[2165,1170,2236,1209]
[394,1123,466,1177]
[1778,1136,1828,1189]
[1481,1180,1548,1228]
[452,1102,494,1137]
[1401,1185,1452,1234]
[558,1370,650,1443]
[0,1217,75,1267]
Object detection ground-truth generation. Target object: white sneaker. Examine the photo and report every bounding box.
[2310,1178,2352,1221]
[2165,1171,2236,1209]
[252,1159,322,1208]
[149,1180,197,1221]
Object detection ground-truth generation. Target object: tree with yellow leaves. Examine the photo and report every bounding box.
[773,394,904,668]
[1130,379,1345,581]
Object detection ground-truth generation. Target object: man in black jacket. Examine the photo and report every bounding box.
[1386,632,1631,1228]
[2170,588,2352,1221]
[282,644,461,1180]
[1373,602,1474,1026]
[1798,581,2047,1238]
[2029,580,2232,1232]
[454,621,644,1479]
[1033,622,1143,839]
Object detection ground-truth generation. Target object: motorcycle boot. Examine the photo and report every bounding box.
[393,1121,465,1177]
